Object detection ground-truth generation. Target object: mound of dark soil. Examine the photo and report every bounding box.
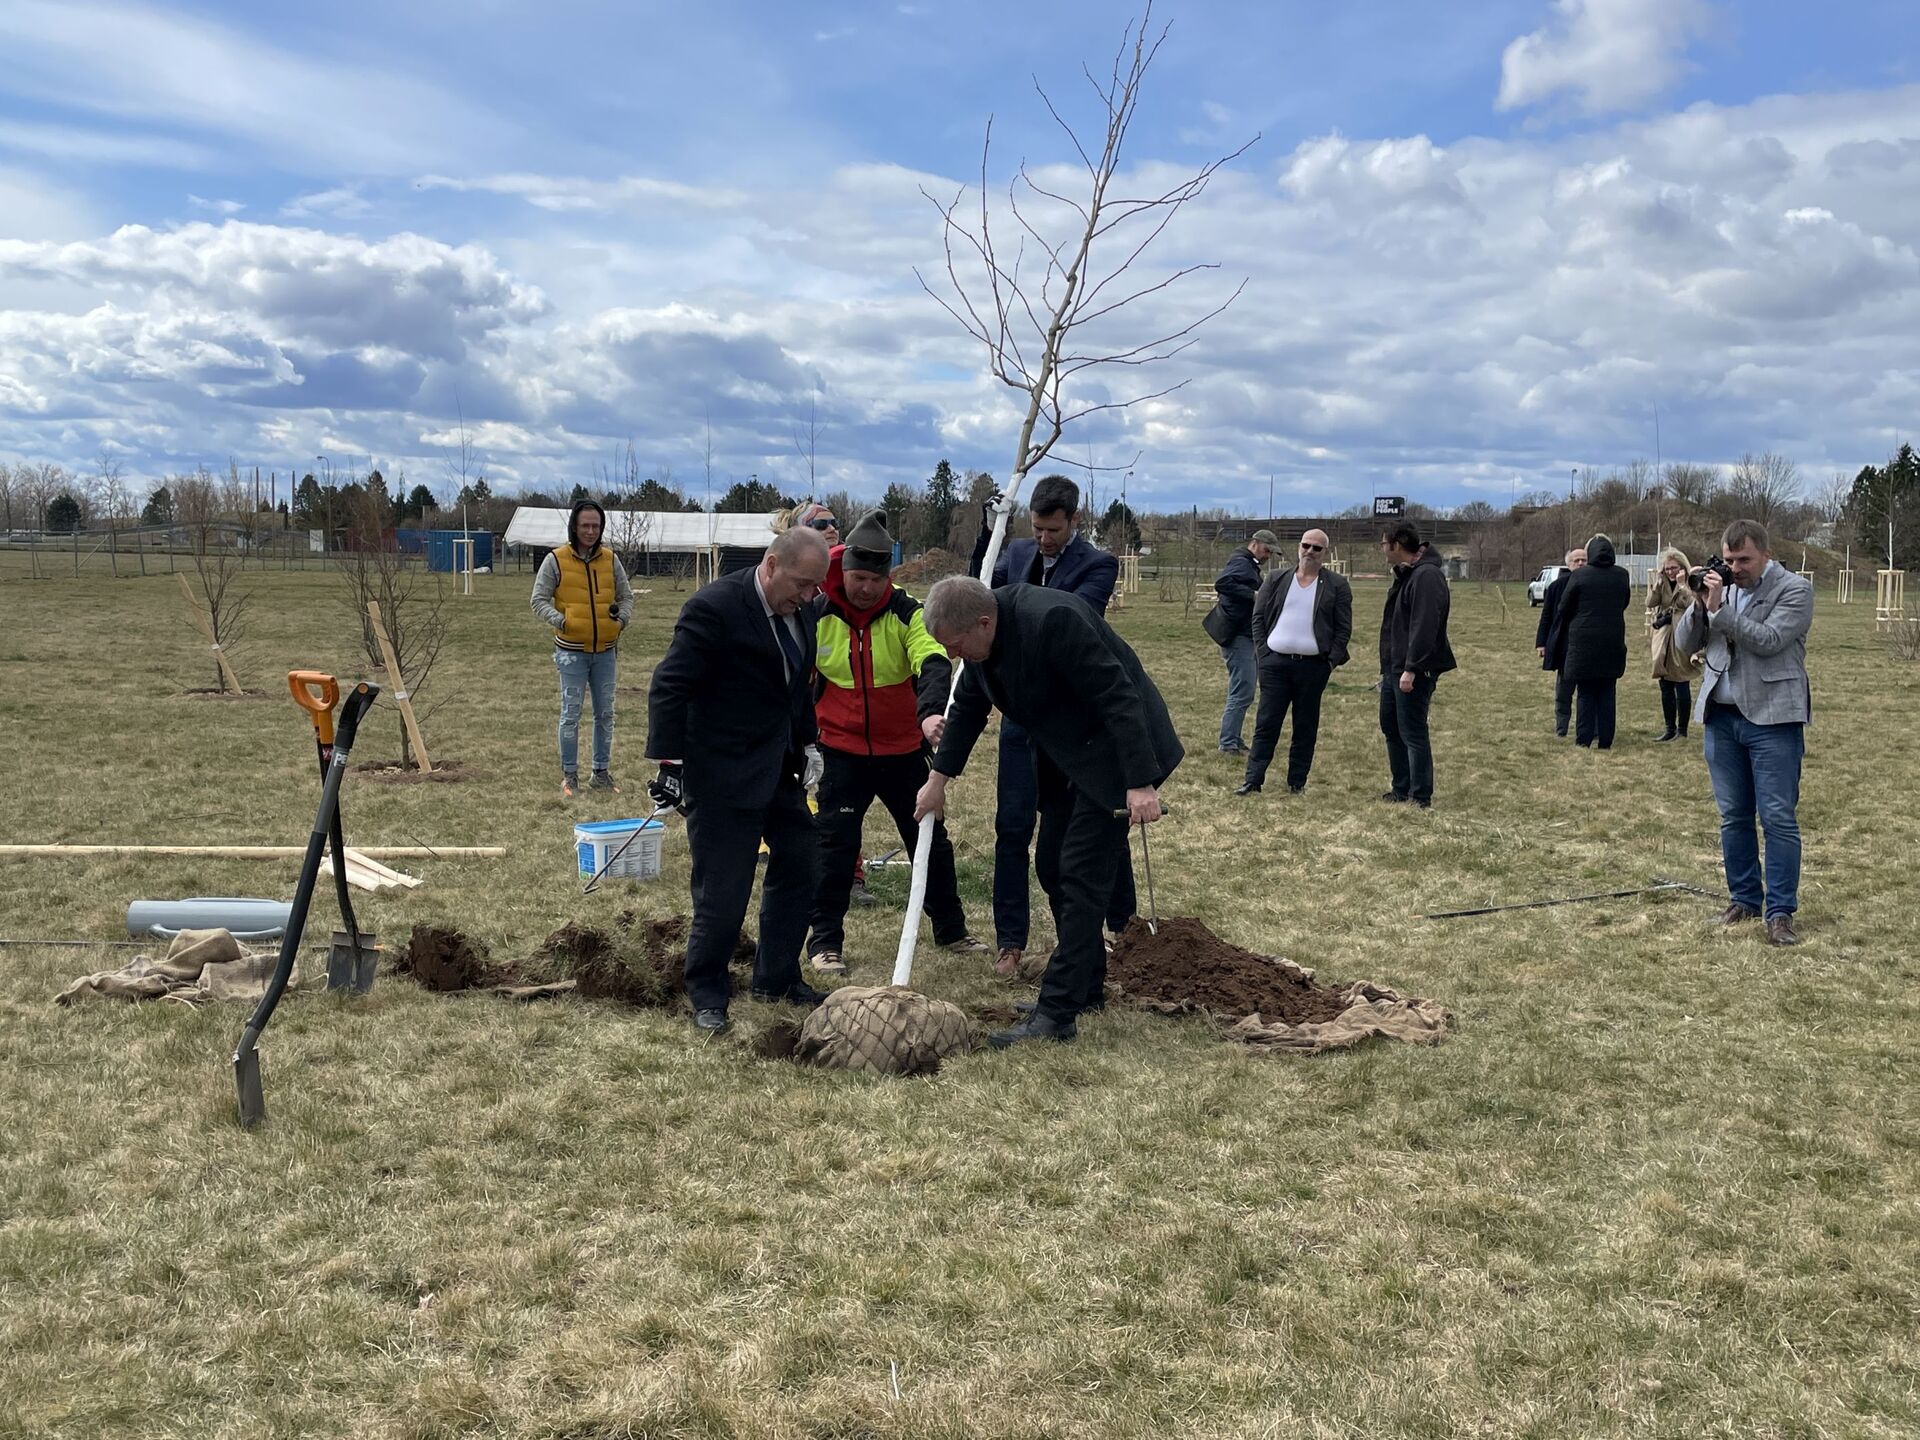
[892,547,963,586]
[543,921,681,1007]
[398,924,495,991]
[1106,916,1352,1025]
[352,759,477,784]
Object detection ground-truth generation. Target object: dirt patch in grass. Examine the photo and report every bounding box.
[397,924,498,991]
[891,547,963,586]
[352,759,478,783]
[1107,916,1352,1025]
[537,912,757,1009]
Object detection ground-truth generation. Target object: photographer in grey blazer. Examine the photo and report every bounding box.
[1674,518,1814,946]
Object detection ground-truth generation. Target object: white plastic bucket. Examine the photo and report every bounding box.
[574,818,665,881]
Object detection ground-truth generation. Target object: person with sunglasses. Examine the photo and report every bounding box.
[1210,529,1276,755]
[1235,529,1353,795]
[788,501,840,545]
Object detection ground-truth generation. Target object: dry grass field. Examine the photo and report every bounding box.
[2,552,1917,1438]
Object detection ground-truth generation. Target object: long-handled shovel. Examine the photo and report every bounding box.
[233,673,379,1130]
[289,673,375,994]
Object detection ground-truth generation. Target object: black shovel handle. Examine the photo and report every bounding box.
[234,683,379,1063]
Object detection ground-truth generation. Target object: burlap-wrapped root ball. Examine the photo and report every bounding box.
[795,984,973,1075]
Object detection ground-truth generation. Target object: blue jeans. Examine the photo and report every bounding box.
[555,647,617,776]
[1703,704,1803,918]
[1218,634,1255,750]
[1379,671,1437,805]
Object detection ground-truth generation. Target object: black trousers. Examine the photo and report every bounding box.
[1659,678,1692,734]
[1243,652,1332,791]
[1574,678,1617,749]
[993,720,1136,949]
[1554,670,1575,736]
[1379,672,1438,805]
[1032,749,1128,1022]
[808,748,966,956]
[682,775,816,1011]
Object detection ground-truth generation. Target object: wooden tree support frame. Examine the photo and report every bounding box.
[177,573,244,694]
[1838,570,1855,605]
[1875,569,1907,631]
[366,600,434,771]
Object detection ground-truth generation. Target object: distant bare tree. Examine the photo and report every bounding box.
[335,482,448,766]
[1728,452,1800,525]
[95,452,128,577]
[791,392,823,494]
[175,467,252,690]
[1621,457,1656,499]
[1662,462,1720,507]
[1815,471,1853,526]
[0,461,13,532]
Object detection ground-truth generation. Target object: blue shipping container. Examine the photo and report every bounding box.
[426,530,494,572]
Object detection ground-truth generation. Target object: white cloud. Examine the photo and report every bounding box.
[188,194,245,216]
[0,119,213,169]
[415,173,749,213]
[0,0,521,173]
[1498,0,1714,116]
[2,84,1917,508]
[282,185,371,219]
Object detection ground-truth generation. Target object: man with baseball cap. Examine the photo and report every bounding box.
[803,510,988,973]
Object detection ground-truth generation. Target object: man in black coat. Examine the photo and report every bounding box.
[967,473,1127,976]
[915,577,1184,1048]
[1378,523,1456,808]
[1211,528,1275,754]
[1547,533,1631,749]
[1534,546,1587,737]
[1236,528,1352,795]
[646,528,833,1032]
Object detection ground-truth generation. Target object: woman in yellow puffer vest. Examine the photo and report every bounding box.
[530,500,634,796]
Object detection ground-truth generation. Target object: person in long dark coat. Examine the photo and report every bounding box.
[1533,546,1585,737]
[1547,533,1632,749]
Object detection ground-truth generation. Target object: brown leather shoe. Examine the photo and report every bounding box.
[993,946,1022,978]
[1712,903,1760,926]
[1765,914,1801,946]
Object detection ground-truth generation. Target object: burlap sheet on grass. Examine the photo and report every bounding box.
[795,984,973,1075]
[54,928,289,1007]
[1222,981,1451,1052]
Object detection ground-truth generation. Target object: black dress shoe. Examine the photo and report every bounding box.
[988,1010,1077,1048]
[1014,997,1104,1017]
[692,1008,729,1032]
[1287,784,1305,795]
[1233,781,1262,796]
[751,980,828,1006]
[1379,790,1410,804]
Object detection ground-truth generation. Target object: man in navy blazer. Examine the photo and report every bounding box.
[647,527,833,1031]
[967,474,1128,974]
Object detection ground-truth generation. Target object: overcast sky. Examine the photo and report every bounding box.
[1,0,1916,514]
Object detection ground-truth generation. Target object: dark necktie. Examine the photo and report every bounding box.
[772,612,804,684]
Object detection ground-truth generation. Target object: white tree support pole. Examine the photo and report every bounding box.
[891,471,1031,987]
[367,599,434,771]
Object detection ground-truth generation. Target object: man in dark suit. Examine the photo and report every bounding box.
[915,577,1184,1048]
[646,527,833,1032]
[1211,528,1274,754]
[1547,534,1631,749]
[1235,528,1353,795]
[1534,546,1585,737]
[966,474,1126,977]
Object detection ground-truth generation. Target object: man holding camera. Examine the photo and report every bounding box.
[1674,520,1814,946]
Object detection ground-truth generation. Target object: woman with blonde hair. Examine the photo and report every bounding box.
[775,500,839,545]
[1647,546,1703,742]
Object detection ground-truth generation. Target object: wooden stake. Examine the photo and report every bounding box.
[177,573,244,693]
[0,844,505,858]
[366,599,433,771]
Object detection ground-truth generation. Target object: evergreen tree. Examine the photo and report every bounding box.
[880,480,922,550]
[923,459,960,552]
[45,492,83,533]
[631,477,700,512]
[405,484,436,521]
[715,478,798,513]
[1097,499,1141,553]
[292,474,324,527]
[141,485,175,527]
[568,483,590,506]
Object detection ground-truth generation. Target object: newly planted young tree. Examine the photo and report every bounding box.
[336,479,448,766]
[173,466,251,692]
[896,1,1252,981]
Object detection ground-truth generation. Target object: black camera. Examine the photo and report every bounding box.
[1651,610,1672,629]
[1688,557,1734,593]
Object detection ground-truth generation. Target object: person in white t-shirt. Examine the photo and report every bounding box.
[1235,529,1354,795]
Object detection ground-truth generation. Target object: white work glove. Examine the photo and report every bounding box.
[803,744,824,791]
